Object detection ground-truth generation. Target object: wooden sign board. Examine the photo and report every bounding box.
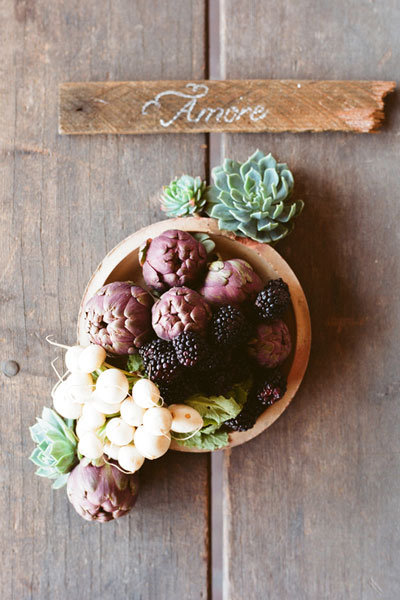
[59,80,395,135]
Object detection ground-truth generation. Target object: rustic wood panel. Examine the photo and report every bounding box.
[220,1,400,599]
[59,79,395,134]
[0,2,209,599]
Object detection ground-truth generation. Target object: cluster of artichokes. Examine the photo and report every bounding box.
[84,229,264,350]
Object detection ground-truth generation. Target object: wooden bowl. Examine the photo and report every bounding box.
[77,217,311,452]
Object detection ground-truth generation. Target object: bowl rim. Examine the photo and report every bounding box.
[77,217,311,452]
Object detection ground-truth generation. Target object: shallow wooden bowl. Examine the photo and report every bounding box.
[77,217,311,452]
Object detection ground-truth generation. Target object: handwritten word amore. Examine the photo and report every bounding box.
[141,83,268,128]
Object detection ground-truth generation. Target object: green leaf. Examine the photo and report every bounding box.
[52,473,70,489]
[175,429,229,451]
[248,149,265,163]
[246,167,261,185]
[204,185,220,205]
[126,353,144,373]
[217,219,240,232]
[213,169,230,193]
[223,159,241,174]
[263,168,280,193]
[240,158,256,180]
[193,233,216,255]
[210,203,232,220]
[227,173,244,195]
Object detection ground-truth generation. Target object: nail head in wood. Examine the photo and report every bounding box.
[1,360,20,377]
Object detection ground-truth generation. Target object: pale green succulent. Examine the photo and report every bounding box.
[160,175,207,217]
[29,407,78,489]
[205,149,304,244]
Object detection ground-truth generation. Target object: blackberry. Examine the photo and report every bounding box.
[201,369,234,397]
[158,376,196,405]
[224,402,262,432]
[210,305,249,347]
[172,331,208,368]
[255,369,287,407]
[138,338,169,361]
[139,338,180,384]
[227,350,254,385]
[254,278,291,321]
[196,345,224,373]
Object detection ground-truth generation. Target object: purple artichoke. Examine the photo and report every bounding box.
[84,282,153,355]
[198,259,263,306]
[152,286,212,341]
[67,462,139,522]
[247,320,291,368]
[139,229,207,293]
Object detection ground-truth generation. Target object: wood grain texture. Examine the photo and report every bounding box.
[0,2,209,599]
[220,1,400,599]
[59,79,395,134]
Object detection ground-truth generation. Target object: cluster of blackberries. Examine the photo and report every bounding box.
[138,278,291,430]
[224,370,287,432]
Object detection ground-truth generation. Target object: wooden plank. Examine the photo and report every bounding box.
[0,2,209,599]
[220,1,400,599]
[59,79,395,134]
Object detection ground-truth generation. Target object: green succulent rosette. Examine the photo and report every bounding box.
[29,407,78,489]
[205,149,304,244]
[160,175,207,217]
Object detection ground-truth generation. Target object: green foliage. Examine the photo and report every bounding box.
[160,175,207,217]
[174,379,251,450]
[205,149,304,244]
[29,407,78,489]
[126,353,144,373]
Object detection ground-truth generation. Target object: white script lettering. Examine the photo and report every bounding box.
[141,83,268,127]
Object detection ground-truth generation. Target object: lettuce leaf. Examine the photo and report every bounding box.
[174,429,229,451]
[126,354,144,373]
[174,378,252,450]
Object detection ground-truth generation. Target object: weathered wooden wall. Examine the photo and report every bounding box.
[1,1,399,599]
[220,1,400,599]
[0,2,209,599]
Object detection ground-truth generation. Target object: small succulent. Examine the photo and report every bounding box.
[139,229,207,294]
[152,286,212,340]
[29,407,78,489]
[198,258,263,306]
[160,175,207,217]
[67,462,139,522]
[205,149,304,244]
[84,282,153,355]
[247,320,292,368]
